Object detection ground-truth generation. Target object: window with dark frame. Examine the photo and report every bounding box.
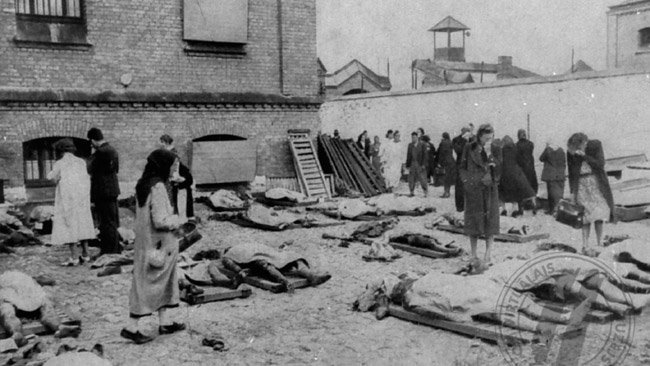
[22,137,91,188]
[16,0,82,19]
[13,0,89,47]
[640,27,650,48]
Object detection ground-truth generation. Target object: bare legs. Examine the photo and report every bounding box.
[594,220,604,247]
[469,235,493,264]
[582,220,605,252]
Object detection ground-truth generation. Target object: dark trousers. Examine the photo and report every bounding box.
[408,164,428,194]
[94,197,121,254]
[172,187,194,218]
[454,166,464,212]
[546,180,565,213]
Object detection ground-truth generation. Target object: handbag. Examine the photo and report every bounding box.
[147,240,167,269]
[554,199,585,229]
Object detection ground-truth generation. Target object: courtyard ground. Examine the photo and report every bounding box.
[2,183,650,365]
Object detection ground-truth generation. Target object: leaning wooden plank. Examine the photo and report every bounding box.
[182,286,252,305]
[389,242,451,259]
[220,268,310,293]
[388,305,533,345]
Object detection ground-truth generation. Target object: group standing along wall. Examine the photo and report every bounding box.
[320,69,650,159]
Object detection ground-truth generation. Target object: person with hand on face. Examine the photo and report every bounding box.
[459,124,502,265]
[567,133,615,254]
[452,126,474,211]
[160,135,194,219]
[121,149,187,345]
[406,132,429,197]
[87,128,121,256]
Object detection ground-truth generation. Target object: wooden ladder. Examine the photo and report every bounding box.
[289,132,331,199]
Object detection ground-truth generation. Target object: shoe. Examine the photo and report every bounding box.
[62,258,79,267]
[97,265,121,277]
[307,273,332,287]
[159,322,186,335]
[79,256,91,264]
[120,329,154,344]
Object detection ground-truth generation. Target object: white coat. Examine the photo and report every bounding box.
[47,153,96,245]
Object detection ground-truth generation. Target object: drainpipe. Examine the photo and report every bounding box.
[277,0,284,94]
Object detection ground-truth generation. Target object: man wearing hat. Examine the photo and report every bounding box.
[87,128,121,255]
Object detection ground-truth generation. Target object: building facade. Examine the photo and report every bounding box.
[608,0,650,69]
[0,0,321,201]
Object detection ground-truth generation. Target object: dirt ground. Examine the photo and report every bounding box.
[2,183,650,365]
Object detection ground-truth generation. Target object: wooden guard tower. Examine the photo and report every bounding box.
[428,16,470,62]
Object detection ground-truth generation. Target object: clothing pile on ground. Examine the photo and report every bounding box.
[334,194,434,220]
[264,188,307,203]
[201,190,247,211]
[0,210,42,253]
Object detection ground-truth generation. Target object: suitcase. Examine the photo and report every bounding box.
[554,199,585,229]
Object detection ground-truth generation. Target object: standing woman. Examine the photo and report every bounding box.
[539,140,566,214]
[436,132,455,198]
[567,133,615,252]
[459,124,502,264]
[369,136,382,174]
[384,131,403,191]
[516,129,539,194]
[498,136,536,216]
[356,131,372,158]
[47,138,96,266]
[121,149,186,345]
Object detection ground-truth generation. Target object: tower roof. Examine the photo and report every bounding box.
[428,16,470,33]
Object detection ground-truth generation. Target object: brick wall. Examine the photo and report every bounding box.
[0,104,320,188]
[0,0,319,97]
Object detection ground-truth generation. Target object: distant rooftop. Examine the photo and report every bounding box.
[324,59,391,90]
[428,16,470,32]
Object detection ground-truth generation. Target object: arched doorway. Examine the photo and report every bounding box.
[191,134,256,187]
[23,136,91,201]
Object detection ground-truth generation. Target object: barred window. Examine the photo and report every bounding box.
[23,137,90,187]
[15,0,81,18]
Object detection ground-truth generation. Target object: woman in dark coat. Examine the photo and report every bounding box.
[539,141,566,214]
[356,131,372,158]
[420,135,436,184]
[460,124,502,264]
[499,136,536,216]
[436,132,456,198]
[567,133,615,252]
[516,129,539,194]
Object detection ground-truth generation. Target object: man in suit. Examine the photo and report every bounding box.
[87,128,121,255]
[539,141,566,214]
[406,132,428,197]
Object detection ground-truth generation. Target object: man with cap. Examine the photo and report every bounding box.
[452,126,474,211]
[87,127,121,255]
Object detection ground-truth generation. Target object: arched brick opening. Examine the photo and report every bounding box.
[189,121,250,141]
[19,120,92,142]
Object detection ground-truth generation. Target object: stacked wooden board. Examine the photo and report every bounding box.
[288,132,331,199]
[318,134,387,196]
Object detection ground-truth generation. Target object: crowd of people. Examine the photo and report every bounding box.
[353,124,615,261]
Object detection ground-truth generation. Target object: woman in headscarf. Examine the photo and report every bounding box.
[516,129,539,194]
[356,131,372,158]
[567,133,615,253]
[121,149,185,345]
[459,124,502,264]
[47,138,96,266]
[499,136,537,216]
[436,132,455,198]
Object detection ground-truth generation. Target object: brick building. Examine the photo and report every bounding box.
[0,0,321,201]
[607,0,650,69]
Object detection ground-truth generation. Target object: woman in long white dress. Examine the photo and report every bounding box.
[47,138,96,266]
[384,131,405,191]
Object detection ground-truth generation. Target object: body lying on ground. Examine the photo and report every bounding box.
[356,254,650,334]
[0,271,80,346]
[182,242,331,293]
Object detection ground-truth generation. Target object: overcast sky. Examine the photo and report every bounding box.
[316,0,621,90]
